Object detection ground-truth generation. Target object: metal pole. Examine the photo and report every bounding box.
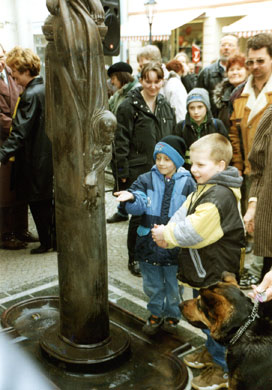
[149,22,152,44]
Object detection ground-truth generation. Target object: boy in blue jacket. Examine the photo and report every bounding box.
[114,135,195,335]
[151,134,245,390]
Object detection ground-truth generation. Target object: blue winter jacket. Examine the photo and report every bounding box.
[125,165,195,265]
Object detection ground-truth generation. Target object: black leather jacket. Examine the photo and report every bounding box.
[0,77,53,201]
[114,87,176,184]
[197,60,225,117]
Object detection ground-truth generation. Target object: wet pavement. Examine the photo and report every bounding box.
[0,172,254,389]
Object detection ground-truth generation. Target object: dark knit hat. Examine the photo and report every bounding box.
[186,87,211,110]
[153,135,187,169]
[107,62,133,77]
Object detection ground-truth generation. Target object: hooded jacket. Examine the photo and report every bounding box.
[114,87,176,184]
[162,166,245,287]
[175,108,228,168]
[125,165,196,265]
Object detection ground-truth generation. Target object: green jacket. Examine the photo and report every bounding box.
[109,78,140,115]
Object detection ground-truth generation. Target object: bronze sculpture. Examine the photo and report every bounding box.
[41,0,130,366]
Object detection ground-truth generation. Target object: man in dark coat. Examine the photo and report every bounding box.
[0,43,37,249]
[197,35,238,116]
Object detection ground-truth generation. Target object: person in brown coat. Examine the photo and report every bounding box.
[0,43,38,249]
[244,104,272,280]
[229,33,272,287]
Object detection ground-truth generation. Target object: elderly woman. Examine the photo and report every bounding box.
[0,46,54,254]
[174,52,198,93]
[213,54,247,131]
[164,59,187,122]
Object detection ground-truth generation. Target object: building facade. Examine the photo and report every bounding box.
[1,0,272,74]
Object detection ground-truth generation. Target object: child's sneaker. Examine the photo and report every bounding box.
[191,363,229,390]
[162,317,179,333]
[183,347,213,369]
[142,315,163,335]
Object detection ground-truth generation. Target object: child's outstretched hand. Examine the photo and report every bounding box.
[114,191,134,202]
[151,224,168,248]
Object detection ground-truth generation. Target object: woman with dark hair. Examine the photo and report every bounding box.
[107,62,140,224]
[107,62,140,116]
[213,54,247,131]
[164,59,187,122]
[113,62,176,275]
[0,46,54,254]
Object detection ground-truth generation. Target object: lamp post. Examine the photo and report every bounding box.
[144,0,157,45]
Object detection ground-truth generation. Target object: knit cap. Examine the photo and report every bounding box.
[186,87,211,110]
[107,62,133,77]
[153,135,187,169]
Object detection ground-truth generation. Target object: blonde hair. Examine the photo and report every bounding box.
[190,134,232,166]
[6,46,41,76]
[137,45,162,63]
[174,52,189,64]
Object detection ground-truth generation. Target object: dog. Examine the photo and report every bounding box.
[180,272,272,390]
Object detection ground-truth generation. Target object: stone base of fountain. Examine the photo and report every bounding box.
[1,297,190,390]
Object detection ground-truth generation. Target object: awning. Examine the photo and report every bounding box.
[223,13,272,38]
[121,10,205,41]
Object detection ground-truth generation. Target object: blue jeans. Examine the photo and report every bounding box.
[139,262,181,319]
[193,289,228,372]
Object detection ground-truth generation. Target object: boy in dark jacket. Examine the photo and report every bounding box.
[114,135,195,335]
[151,134,245,390]
[176,88,228,168]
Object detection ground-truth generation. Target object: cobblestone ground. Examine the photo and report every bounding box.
[0,172,255,389]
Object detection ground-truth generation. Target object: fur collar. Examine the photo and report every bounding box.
[242,74,272,123]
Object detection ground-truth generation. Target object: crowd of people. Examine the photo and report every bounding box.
[2,31,272,390]
[107,33,272,390]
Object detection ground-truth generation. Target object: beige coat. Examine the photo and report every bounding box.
[229,74,272,175]
[249,104,272,257]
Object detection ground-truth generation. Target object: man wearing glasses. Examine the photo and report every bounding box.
[229,33,272,288]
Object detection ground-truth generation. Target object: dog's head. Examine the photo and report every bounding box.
[179,272,253,343]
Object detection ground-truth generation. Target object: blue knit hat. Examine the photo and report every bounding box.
[153,135,186,169]
[186,87,211,110]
